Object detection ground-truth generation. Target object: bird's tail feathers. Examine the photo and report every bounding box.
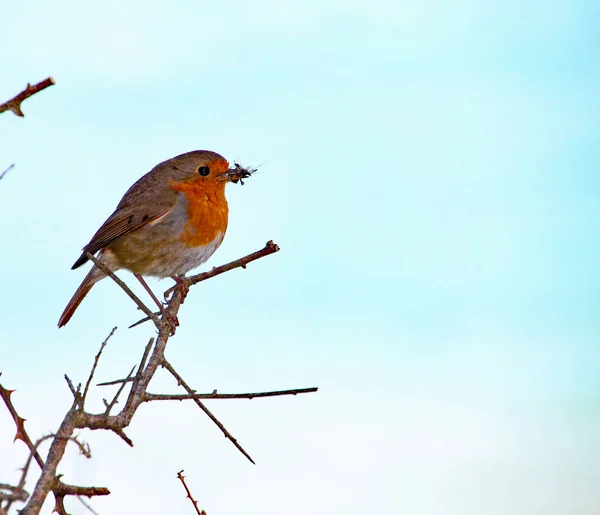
[58,266,105,328]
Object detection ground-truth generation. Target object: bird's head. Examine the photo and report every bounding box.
[165,150,256,186]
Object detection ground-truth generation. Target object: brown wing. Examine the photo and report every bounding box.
[71,166,180,269]
[71,207,172,269]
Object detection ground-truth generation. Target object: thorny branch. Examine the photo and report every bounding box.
[130,239,281,328]
[177,470,207,515]
[19,434,90,502]
[143,387,319,401]
[1,78,55,189]
[0,78,55,118]
[1,240,317,515]
[0,484,28,510]
[162,359,255,464]
[0,432,89,515]
[0,382,106,515]
[0,380,45,470]
[174,240,280,292]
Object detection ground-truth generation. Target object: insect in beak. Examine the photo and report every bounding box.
[219,163,257,185]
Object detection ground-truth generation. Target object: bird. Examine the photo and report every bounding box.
[58,150,253,328]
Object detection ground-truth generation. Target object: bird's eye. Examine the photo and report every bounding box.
[198,166,210,176]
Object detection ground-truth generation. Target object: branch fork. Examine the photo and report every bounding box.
[1,241,318,515]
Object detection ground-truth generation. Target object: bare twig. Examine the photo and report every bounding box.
[103,365,135,416]
[0,484,28,503]
[0,387,107,515]
[61,435,91,459]
[54,483,110,497]
[96,376,134,387]
[0,164,14,181]
[2,432,87,513]
[82,327,117,408]
[134,240,280,328]
[95,338,153,389]
[113,428,134,447]
[19,400,111,515]
[85,252,161,328]
[172,239,280,293]
[76,495,101,515]
[64,375,78,398]
[0,78,55,117]
[144,387,318,401]
[130,338,154,393]
[53,482,110,515]
[176,471,206,515]
[162,360,255,464]
[128,310,160,329]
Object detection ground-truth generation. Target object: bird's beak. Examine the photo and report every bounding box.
[218,163,257,184]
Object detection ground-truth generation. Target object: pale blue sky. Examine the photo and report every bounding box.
[1,1,599,514]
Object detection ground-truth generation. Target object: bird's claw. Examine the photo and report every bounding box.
[165,276,190,304]
[166,312,179,335]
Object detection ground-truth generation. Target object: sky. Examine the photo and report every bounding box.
[0,0,599,514]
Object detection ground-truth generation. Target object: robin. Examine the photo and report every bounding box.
[58,150,253,328]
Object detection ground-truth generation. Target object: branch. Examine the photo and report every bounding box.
[124,337,153,395]
[9,242,302,514]
[132,240,280,328]
[20,401,76,514]
[96,376,134,387]
[0,432,88,514]
[85,252,160,328]
[0,382,45,469]
[144,387,318,401]
[0,78,55,117]
[180,239,280,290]
[162,360,255,464]
[176,471,206,515]
[103,365,135,416]
[0,164,14,182]
[53,481,110,515]
[0,381,106,515]
[0,484,28,504]
[95,338,154,387]
[82,327,117,408]
[76,495,101,515]
[20,402,109,515]
[64,375,78,398]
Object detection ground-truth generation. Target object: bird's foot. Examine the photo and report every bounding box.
[165,276,190,303]
[166,312,179,335]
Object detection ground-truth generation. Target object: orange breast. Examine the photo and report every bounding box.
[169,178,229,247]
